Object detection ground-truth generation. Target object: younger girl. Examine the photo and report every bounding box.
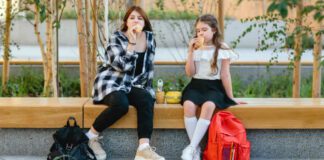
[181,14,245,160]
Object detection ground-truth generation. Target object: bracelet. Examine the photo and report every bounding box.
[129,42,136,45]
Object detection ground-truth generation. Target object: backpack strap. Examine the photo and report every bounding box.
[66,116,78,127]
[87,145,97,160]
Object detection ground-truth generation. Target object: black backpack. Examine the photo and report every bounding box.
[47,117,97,160]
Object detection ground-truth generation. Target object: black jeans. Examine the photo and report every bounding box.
[92,87,154,139]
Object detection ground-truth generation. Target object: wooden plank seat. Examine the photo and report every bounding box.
[1,98,324,129]
[84,98,324,129]
[84,102,184,129]
[0,98,88,128]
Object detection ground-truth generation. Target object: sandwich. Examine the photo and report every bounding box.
[134,24,143,33]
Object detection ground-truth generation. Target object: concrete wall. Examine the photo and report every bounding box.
[9,19,286,48]
[1,128,324,159]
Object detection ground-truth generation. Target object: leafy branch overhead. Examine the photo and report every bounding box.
[232,0,323,64]
[267,0,323,21]
[33,0,66,28]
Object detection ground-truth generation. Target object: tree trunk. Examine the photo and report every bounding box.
[292,1,303,98]
[90,0,98,92]
[34,2,51,96]
[45,0,54,96]
[217,0,224,40]
[126,0,134,8]
[51,0,59,97]
[76,0,89,97]
[2,0,12,93]
[85,0,92,96]
[103,0,109,46]
[134,0,141,6]
[312,22,322,97]
[198,0,203,16]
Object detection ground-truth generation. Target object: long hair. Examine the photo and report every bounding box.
[194,14,227,74]
[121,6,153,32]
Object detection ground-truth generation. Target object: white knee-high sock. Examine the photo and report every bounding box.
[189,118,210,148]
[184,116,198,141]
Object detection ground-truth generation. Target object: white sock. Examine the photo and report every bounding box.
[184,116,198,141]
[138,143,150,151]
[86,130,99,140]
[189,118,210,148]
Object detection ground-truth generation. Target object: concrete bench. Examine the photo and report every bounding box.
[0,97,88,128]
[1,97,324,159]
[84,98,324,129]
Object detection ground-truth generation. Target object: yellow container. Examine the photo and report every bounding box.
[165,91,182,104]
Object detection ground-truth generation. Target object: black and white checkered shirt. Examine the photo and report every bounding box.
[92,31,156,103]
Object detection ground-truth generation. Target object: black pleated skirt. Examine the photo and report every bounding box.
[181,78,237,109]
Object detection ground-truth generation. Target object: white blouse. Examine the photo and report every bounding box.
[192,44,238,80]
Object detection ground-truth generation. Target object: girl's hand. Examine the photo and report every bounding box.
[188,38,198,53]
[234,99,247,104]
[127,25,137,43]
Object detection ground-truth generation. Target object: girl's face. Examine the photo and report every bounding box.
[126,10,145,30]
[196,21,216,44]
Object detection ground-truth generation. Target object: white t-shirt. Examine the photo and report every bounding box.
[192,44,238,80]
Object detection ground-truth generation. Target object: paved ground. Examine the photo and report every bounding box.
[0,156,323,160]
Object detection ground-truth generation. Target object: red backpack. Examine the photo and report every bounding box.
[203,111,250,160]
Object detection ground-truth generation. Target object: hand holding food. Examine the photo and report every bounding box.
[134,24,143,33]
[194,37,204,49]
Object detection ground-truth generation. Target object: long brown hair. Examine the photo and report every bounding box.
[121,6,153,32]
[195,14,227,74]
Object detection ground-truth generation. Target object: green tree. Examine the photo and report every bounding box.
[233,0,323,97]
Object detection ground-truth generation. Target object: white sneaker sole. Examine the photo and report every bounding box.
[95,155,107,160]
[134,157,145,160]
[181,155,192,160]
[134,156,165,160]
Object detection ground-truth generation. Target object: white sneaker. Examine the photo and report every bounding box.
[193,147,201,160]
[88,137,107,160]
[134,146,165,160]
[181,145,196,160]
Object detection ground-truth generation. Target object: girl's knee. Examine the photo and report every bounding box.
[139,98,154,108]
[202,101,216,112]
[183,101,197,117]
[114,104,129,115]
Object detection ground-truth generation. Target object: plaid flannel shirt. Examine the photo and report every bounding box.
[92,31,156,103]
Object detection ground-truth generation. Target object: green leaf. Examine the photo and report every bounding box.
[315,0,324,5]
[314,12,323,22]
[267,2,278,13]
[40,5,46,23]
[34,0,40,6]
[279,2,288,18]
[302,6,315,15]
[315,30,324,36]
[236,0,244,5]
[290,0,300,6]
[53,20,60,29]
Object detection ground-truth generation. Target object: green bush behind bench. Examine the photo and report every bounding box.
[1,68,323,98]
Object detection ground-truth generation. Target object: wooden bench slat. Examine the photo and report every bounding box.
[0,98,87,128]
[84,98,324,129]
[84,102,185,129]
[1,98,324,129]
[228,107,324,129]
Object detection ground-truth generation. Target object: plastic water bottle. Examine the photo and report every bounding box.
[157,79,163,92]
